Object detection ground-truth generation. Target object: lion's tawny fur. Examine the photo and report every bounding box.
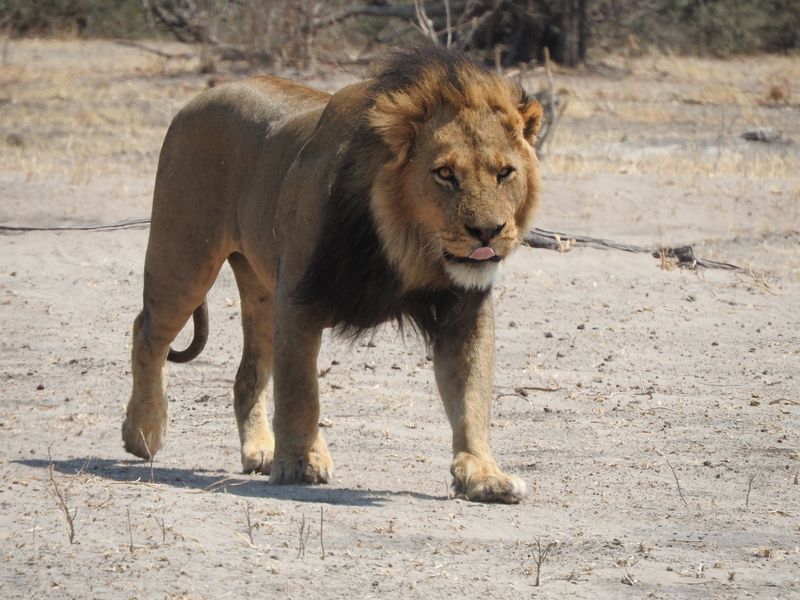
[123,47,542,503]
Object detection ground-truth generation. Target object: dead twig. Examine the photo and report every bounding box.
[540,47,566,152]
[494,393,532,403]
[443,0,453,48]
[319,506,326,560]
[516,385,562,394]
[615,556,639,586]
[127,507,134,553]
[661,454,688,507]
[47,464,77,544]
[75,455,93,477]
[190,474,257,494]
[314,2,454,29]
[31,511,38,555]
[456,0,504,52]
[413,0,438,44]
[139,428,154,483]
[532,536,556,586]
[745,474,756,510]
[151,513,168,544]
[297,512,312,558]
[243,502,255,546]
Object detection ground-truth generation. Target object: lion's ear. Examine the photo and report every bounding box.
[369,91,421,165]
[519,99,544,144]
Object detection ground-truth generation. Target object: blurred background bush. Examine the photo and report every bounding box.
[1,0,798,68]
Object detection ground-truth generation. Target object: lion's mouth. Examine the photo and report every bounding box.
[444,249,503,264]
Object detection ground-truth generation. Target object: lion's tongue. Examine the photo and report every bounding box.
[468,247,496,261]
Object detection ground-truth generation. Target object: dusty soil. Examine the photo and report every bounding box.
[1,40,799,599]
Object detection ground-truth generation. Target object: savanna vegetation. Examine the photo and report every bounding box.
[2,0,799,70]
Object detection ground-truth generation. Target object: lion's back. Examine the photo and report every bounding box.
[145,77,330,261]
[163,77,329,159]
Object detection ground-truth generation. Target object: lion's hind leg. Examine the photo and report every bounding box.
[123,252,225,461]
[123,304,199,460]
[123,310,170,460]
[229,253,275,474]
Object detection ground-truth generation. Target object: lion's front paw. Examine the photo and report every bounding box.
[451,453,527,504]
[270,436,332,485]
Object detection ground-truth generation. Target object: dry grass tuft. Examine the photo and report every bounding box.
[741,266,777,294]
[756,547,775,559]
[658,249,677,271]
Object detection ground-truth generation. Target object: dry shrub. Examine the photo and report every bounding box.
[590,0,800,56]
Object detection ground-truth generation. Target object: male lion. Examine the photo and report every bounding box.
[122,47,542,503]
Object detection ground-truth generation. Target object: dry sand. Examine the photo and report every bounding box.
[1,40,799,599]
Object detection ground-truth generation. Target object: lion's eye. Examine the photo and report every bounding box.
[433,166,457,185]
[497,166,515,182]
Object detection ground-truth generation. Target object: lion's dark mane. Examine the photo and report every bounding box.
[293,47,492,343]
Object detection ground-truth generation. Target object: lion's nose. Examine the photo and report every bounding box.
[465,222,505,245]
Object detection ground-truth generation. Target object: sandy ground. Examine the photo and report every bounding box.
[1,40,799,599]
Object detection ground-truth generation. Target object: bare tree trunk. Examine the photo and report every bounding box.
[556,0,587,67]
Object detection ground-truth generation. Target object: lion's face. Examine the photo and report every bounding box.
[371,82,542,291]
[401,107,539,290]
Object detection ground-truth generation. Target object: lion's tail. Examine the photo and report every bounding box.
[167,300,209,363]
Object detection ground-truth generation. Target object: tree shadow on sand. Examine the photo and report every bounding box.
[14,457,444,507]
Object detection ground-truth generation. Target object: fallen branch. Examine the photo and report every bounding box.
[0,218,151,233]
[524,228,742,271]
[1,217,743,273]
